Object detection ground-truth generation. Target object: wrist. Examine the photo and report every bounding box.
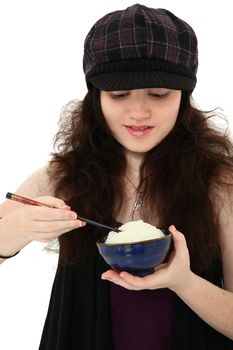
[0,216,31,256]
[170,270,196,296]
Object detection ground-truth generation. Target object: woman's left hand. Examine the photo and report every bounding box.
[101,225,193,293]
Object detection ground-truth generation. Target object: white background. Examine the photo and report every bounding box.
[0,1,232,349]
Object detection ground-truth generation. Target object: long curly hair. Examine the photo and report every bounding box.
[48,88,233,273]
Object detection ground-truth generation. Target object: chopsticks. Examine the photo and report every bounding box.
[6,192,120,233]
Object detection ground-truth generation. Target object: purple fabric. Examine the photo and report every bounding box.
[110,283,175,350]
[84,5,198,73]
[84,4,198,92]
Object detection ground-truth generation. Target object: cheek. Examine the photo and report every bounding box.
[163,100,180,126]
[154,109,179,141]
[100,97,120,127]
[100,97,109,119]
[101,107,120,136]
[162,93,181,125]
[158,110,178,129]
[102,109,119,129]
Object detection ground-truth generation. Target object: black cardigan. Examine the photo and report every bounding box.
[39,250,233,350]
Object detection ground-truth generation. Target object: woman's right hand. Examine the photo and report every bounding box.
[0,195,85,244]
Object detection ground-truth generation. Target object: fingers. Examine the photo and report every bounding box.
[24,205,77,221]
[16,196,87,241]
[2,195,87,247]
[24,217,85,241]
[118,270,169,290]
[27,226,77,241]
[101,270,140,290]
[33,196,71,210]
[20,206,86,240]
[28,218,84,233]
[101,269,160,290]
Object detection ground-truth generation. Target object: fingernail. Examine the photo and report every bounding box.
[61,205,71,209]
[169,225,176,232]
[71,212,77,219]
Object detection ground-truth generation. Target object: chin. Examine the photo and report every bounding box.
[127,140,161,152]
[125,145,157,154]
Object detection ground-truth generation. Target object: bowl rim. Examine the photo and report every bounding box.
[96,232,172,247]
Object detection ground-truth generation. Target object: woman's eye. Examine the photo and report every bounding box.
[149,93,167,99]
[110,93,128,99]
[109,92,168,99]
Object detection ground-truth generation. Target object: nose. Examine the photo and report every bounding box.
[128,96,151,122]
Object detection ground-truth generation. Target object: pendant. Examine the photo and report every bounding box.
[131,192,143,218]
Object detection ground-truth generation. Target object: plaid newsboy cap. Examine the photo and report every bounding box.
[83,4,198,91]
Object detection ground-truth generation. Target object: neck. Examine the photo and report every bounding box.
[125,150,144,182]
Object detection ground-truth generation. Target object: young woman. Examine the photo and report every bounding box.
[0,4,233,350]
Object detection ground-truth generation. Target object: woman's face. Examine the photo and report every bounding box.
[100,88,181,155]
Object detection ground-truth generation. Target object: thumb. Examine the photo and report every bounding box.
[168,225,186,249]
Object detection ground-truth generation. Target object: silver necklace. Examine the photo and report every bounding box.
[125,175,143,219]
[131,191,143,218]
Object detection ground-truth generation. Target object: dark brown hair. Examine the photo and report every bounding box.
[48,88,233,273]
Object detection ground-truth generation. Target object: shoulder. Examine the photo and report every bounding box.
[213,171,233,291]
[16,165,55,198]
[213,171,233,216]
[0,165,55,216]
[212,172,233,238]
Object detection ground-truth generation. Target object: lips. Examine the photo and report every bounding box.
[125,125,154,137]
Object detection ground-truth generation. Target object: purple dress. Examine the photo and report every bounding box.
[110,283,175,350]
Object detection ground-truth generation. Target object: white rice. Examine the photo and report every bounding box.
[105,220,164,244]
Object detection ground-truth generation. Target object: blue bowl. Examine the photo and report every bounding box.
[96,232,172,277]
